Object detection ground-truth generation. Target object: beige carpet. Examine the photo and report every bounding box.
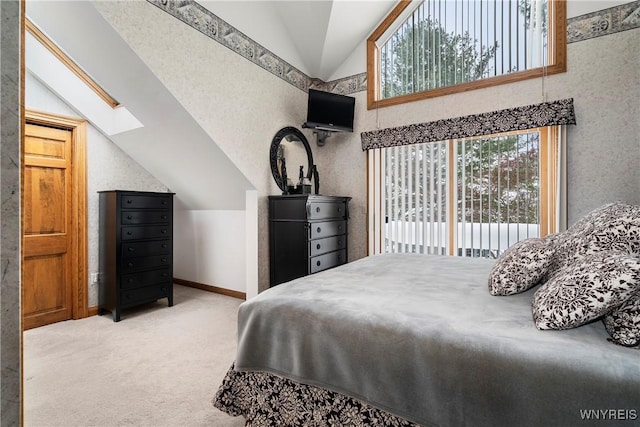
[23,285,246,427]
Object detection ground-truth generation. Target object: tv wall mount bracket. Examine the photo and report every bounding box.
[312,129,332,146]
[302,123,334,146]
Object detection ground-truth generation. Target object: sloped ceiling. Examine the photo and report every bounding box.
[26,0,253,210]
[196,0,397,81]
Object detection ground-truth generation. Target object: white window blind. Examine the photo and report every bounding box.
[379,0,550,99]
[364,100,574,256]
[369,127,566,257]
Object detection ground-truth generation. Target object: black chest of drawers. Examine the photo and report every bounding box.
[269,195,351,286]
[98,190,175,321]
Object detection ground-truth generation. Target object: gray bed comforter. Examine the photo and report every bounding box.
[235,253,640,426]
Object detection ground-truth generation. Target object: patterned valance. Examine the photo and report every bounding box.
[361,98,576,151]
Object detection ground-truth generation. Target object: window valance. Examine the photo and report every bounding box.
[360,98,576,151]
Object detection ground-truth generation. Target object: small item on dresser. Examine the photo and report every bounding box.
[298,165,312,194]
[312,164,320,195]
[281,157,289,195]
[287,179,297,195]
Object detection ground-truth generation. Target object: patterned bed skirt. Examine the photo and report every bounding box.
[213,363,419,426]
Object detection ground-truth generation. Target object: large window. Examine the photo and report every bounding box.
[367,0,566,109]
[367,127,564,257]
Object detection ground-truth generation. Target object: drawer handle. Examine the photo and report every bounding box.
[127,199,132,204]
[162,272,168,277]
[162,244,168,248]
[161,215,167,220]
[338,225,343,231]
[128,247,134,252]
[316,207,321,213]
[161,229,167,234]
[127,215,133,220]
[338,254,343,261]
[338,240,342,246]
[128,278,134,284]
[162,200,167,205]
[128,262,134,268]
[316,244,321,250]
[127,231,132,236]
[338,207,342,212]
[317,227,321,233]
[161,258,167,263]
[316,260,321,267]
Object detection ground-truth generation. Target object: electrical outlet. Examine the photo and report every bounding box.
[90,272,99,284]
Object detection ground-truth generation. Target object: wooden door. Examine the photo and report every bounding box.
[22,123,74,330]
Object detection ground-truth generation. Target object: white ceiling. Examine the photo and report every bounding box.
[198,0,627,81]
[197,0,397,81]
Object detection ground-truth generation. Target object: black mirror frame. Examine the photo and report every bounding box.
[269,126,314,193]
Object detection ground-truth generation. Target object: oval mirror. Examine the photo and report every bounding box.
[270,127,314,194]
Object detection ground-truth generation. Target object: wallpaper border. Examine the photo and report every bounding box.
[148,1,639,95]
[146,0,310,92]
[567,1,640,43]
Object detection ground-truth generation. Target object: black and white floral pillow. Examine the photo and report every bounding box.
[603,294,640,348]
[532,251,640,330]
[548,202,640,278]
[488,236,556,296]
[586,215,640,256]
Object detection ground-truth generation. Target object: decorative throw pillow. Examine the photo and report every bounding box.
[532,251,640,330]
[549,202,640,278]
[603,294,640,348]
[488,237,555,296]
[585,214,640,255]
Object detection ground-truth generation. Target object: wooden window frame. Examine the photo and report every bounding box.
[367,127,560,256]
[366,0,567,110]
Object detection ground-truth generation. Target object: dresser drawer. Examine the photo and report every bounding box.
[121,254,171,273]
[122,225,171,241]
[309,220,346,240]
[121,284,171,307]
[121,210,170,225]
[121,240,171,257]
[309,235,347,257]
[121,268,172,289]
[310,249,346,274]
[308,201,347,220]
[121,194,172,210]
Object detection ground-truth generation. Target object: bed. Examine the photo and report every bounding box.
[214,203,640,426]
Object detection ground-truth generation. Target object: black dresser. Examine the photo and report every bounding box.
[269,195,350,286]
[98,190,175,321]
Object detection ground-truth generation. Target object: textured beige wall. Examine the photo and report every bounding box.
[560,31,640,221]
[334,27,639,243]
[94,1,308,291]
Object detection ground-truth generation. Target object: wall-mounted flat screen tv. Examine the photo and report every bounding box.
[303,89,355,133]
